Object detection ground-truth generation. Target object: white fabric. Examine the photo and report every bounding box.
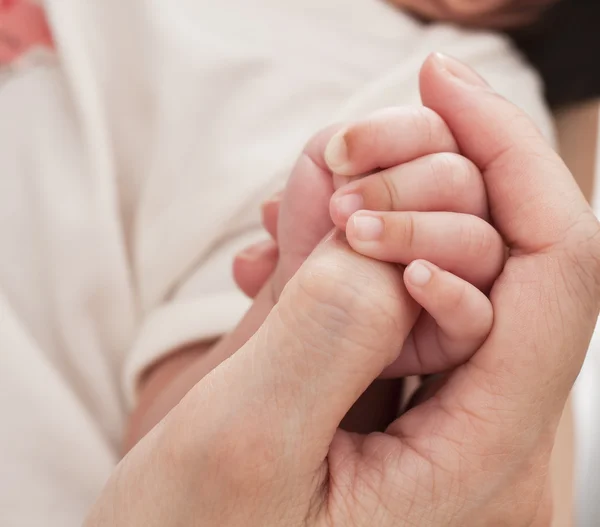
[0,0,552,524]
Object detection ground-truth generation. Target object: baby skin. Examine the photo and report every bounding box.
[236,106,503,376]
[126,76,505,446]
[232,107,505,431]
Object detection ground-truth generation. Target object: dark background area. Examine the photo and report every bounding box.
[510,0,600,108]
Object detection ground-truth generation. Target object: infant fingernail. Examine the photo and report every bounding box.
[325,131,350,174]
[237,240,277,261]
[261,191,283,208]
[432,53,490,89]
[406,261,432,286]
[333,193,363,220]
[352,214,383,241]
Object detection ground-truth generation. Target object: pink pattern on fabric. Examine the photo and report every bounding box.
[0,0,53,65]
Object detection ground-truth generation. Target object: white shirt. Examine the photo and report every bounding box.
[0,0,552,524]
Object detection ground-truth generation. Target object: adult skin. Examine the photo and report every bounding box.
[86,54,600,526]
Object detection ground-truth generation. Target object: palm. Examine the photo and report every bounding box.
[319,370,552,526]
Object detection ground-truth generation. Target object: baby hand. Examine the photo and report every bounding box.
[235,108,504,377]
[327,110,503,376]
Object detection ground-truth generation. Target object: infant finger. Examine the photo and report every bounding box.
[330,153,487,228]
[261,192,282,241]
[325,107,459,178]
[233,240,279,298]
[403,260,493,373]
[347,211,504,290]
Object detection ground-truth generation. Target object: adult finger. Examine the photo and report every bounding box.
[324,106,459,178]
[330,153,487,228]
[393,54,600,453]
[421,52,594,253]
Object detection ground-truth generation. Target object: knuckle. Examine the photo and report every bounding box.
[448,155,477,194]
[428,153,485,215]
[290,254,411,364]
[381,170,402,209]
[409,107,436,143]
[428,153,455,191]
[413,107,455,150]
[431,153,469,192]
[459,218,496,259]
[400,213,417,249]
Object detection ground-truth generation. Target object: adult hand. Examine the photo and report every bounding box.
[86,54,600,526]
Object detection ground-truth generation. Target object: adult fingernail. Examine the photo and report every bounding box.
[333,193,363,220]
[406,261,432,286]
[237,240,277,261]
[325,131,350,174]
[432,53,490,89]
[352,214,384,241]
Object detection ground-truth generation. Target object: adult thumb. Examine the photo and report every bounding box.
[409,54,600,444]
[210,233,419,464]
[419,53,594,254]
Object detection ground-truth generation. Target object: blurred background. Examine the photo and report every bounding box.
[574,118,600,526]
[0,1,599,525]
